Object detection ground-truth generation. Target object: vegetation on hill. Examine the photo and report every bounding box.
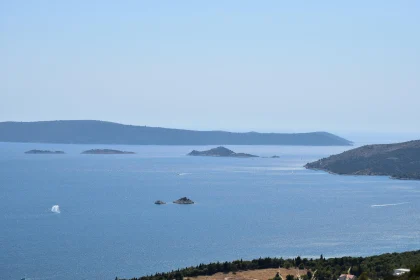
[305,140,420,180]
[0,120,352,146]
[122,250,420,280]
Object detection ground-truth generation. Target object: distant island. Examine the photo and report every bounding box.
[154,200,166,205]
[0,120,352,146]
[173,197,194,204]
[25,149,65,154]
[188,146,258,158]
[305,140,420,180]
[81,149,135,154]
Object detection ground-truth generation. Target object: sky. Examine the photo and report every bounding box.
[1,1,419,136]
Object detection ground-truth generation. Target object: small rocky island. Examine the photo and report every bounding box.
[154,200,166,205]
[25,150,65,154]
[305,139,420,180]
[81,149,135,154]
[173,197,194,204]
[188,146,258,158]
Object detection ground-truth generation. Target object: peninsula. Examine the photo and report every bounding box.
[305,140,420,180]
[81,149,135,154]
[188,146,258,158]
[0,120,352,146]
[25,149,65,154]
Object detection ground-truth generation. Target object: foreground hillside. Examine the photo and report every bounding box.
[124,250,420,280]
[0,120,352,146]
[305,140,420,180]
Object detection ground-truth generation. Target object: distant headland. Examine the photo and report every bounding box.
[188,146,258,158]
[25,149,65,154]
[305,139,420,180]
[81,149,135,154]
[0,120,352,146]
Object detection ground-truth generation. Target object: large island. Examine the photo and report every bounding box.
[0,120,352,146]
[188,146,258,158]
[305,140,420,180]
[81,149,135,154]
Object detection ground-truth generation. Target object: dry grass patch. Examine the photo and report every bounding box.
[186,268,307,280]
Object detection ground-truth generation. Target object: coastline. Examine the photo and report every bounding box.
[304,166,420,181]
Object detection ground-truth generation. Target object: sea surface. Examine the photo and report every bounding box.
[1,143,420,280]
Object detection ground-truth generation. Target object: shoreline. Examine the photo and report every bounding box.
[304,167,420,181]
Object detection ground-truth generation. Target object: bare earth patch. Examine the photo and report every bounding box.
[186,268,308,280]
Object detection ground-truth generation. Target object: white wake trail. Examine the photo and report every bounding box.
[371,202,409,208]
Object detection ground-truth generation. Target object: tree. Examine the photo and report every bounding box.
[296,257,302,267]
[286,275,295,280]
[174,271,183,280]
[274,272,282,280]
[358,272,369,280]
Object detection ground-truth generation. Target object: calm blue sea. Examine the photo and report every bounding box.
[1,143,419,280]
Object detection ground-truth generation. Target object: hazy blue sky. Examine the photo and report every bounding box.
[1,1,419,134]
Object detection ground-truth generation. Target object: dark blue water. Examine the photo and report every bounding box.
[1,143,419,280]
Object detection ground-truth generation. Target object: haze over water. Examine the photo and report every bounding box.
[1,143,420,280]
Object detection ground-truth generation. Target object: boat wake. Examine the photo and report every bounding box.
[51,205,61,213]
[371,202,409,208]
